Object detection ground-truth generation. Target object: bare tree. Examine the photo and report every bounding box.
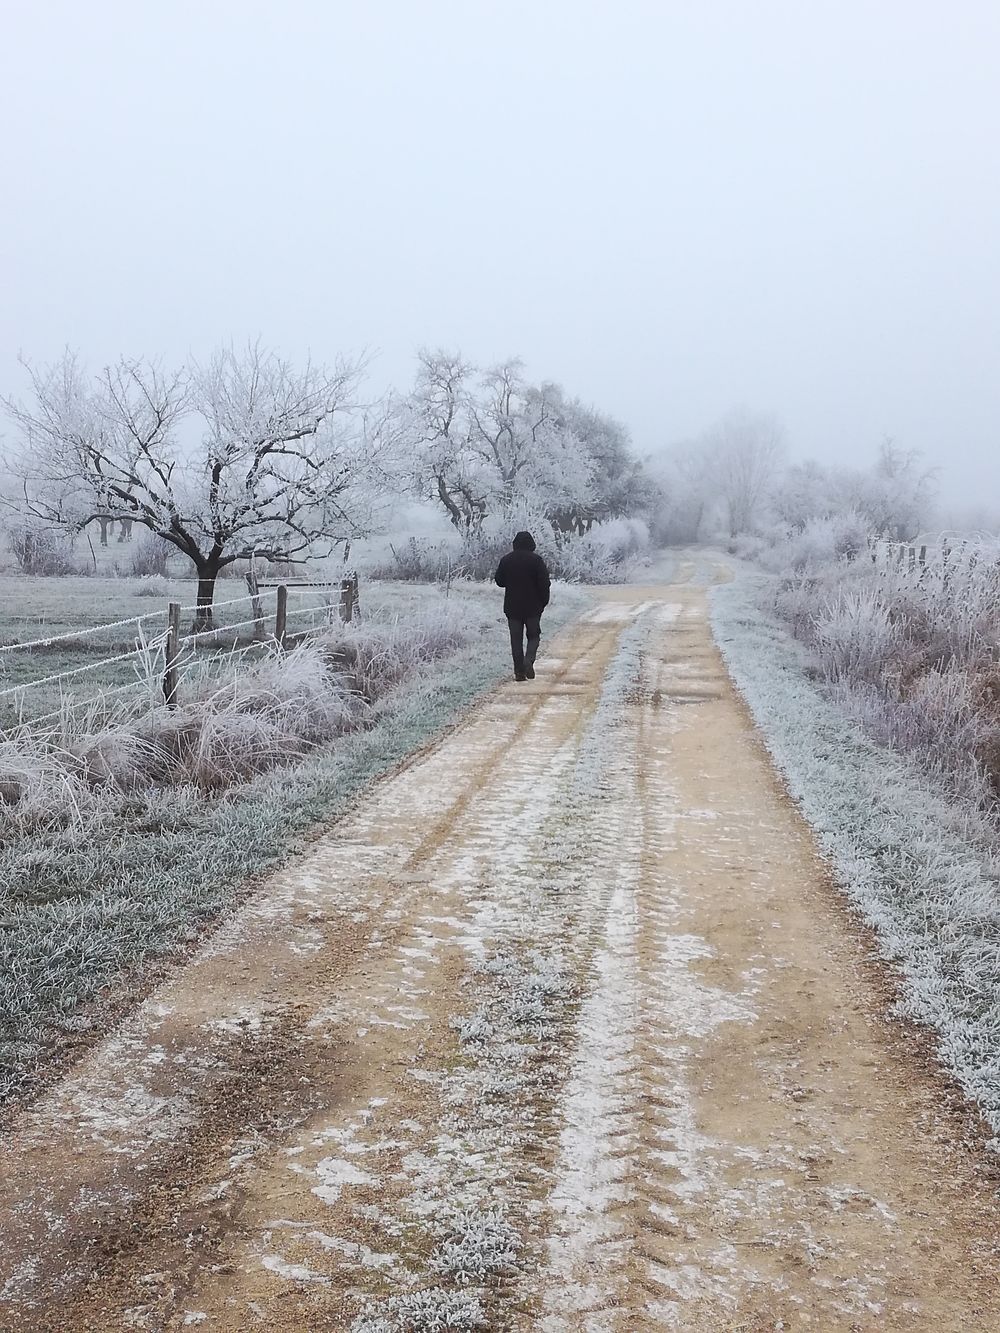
[401,352,656,540]
[405,349,489,532]
[4,344,385,628]
[868,438,937,540]
[651,441,714,545]
[707,409,786,539]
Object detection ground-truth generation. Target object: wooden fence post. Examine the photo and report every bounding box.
[163,600,181,706]
[246,562,266,641]
[339,577,354,623]
[275,584,288,647]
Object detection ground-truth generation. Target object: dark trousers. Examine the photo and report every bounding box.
[507,614,542,674]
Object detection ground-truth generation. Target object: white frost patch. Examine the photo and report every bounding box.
[204,1006,264,1037]
[261,1254,329,1283]
[0,1256,41,1302]
[73,1085,193,1150]
[308,1230,397,1269]
[657,933,757,1038]
[310,1156,375,1205]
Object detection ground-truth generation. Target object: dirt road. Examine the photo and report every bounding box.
[1,563,998,1331]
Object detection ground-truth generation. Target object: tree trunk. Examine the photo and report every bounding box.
[98,517,111,547]
[191,563,220,633]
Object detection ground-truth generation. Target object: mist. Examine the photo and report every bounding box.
[1,0,997,509]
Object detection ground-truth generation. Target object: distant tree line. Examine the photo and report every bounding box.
[652,408,937,550]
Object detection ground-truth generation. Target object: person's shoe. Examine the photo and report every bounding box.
[514,672,526,682]
[524,665,535,679]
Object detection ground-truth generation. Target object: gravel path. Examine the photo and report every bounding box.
[0,562,997,1331]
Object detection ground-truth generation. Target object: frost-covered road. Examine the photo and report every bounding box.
[1,562,998,1331]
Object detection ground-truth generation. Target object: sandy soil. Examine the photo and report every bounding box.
[0,561,997,1331]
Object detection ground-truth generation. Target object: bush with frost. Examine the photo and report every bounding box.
[755,518,1000,814]
[811,586,903,684]
[367,536,460,583]
[133,574,171,598]
[7,522,82,576]
[760,511,870,574]
[382,502,648,585]
[349,1288,486,1332]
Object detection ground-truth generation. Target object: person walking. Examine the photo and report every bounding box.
[494,530,551,681]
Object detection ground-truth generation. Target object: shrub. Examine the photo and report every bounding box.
[837,668,997,804]
[760,511,870,574]
[762,526,1000,815]
[122,533,171,578]
[315,609,471,701]
[7,523,81,576]
[811,587,903,684]
[455,507,647,585]
[368,537,458,582]
[133,574,171,598]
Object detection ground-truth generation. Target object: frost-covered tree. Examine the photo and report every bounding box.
[706,409,786,538]
[546,394,653,534]
[848,439,936,540]
[771,445,935,544]
[650,441,716,544]
[403,349,488,533]
[467,360,593,518]
[771,459,841,532]
[402,351,653,538]
[4,344,388,627]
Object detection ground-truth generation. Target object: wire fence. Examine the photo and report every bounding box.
[869,537,1000,592]
[0,575,361,735]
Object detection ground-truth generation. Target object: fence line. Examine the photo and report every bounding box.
[0,647,161,701]
[0,611,167,656]
[870,537,1000,584]
[0,576,361,736]
[0,585,342,657]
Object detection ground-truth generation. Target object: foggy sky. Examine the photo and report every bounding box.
[1,1,997,507]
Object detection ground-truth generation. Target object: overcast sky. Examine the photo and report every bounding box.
[1,1,997,505]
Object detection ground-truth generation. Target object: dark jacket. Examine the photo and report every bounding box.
[495,535,551,620]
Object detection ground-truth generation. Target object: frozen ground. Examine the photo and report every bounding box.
[0,557,997,1331]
